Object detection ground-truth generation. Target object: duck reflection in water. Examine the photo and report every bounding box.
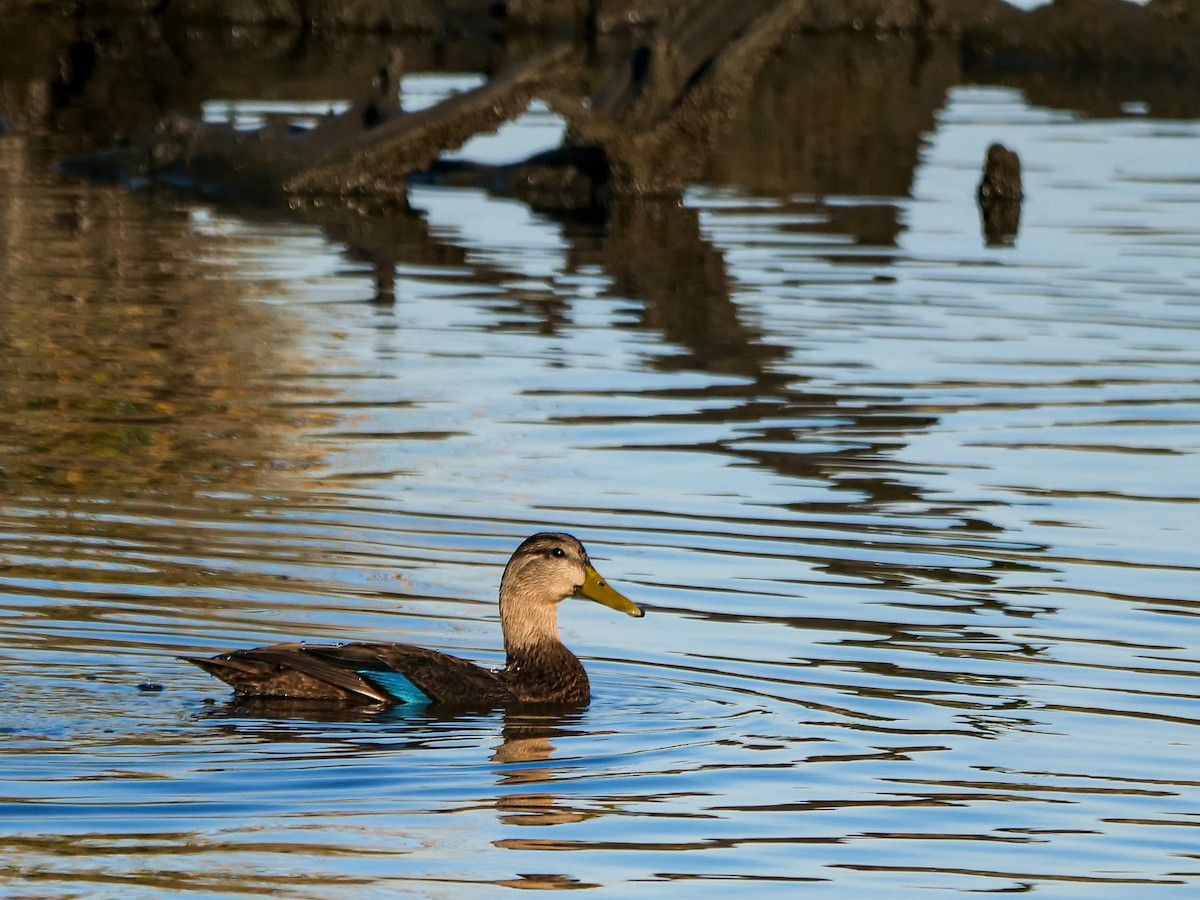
[198,695,601,881]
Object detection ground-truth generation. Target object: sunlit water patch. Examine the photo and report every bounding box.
[2,71,1199,898]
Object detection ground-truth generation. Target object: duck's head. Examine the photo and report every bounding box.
[499,532,643,650]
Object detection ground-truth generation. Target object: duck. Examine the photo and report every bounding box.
[182,532,643,708]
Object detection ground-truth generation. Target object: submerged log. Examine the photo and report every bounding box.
[546,0,813,197]
[61,0,812,203]
[56,0,1200,207]
[62,45,574,201]
[977,143,1022,246]
[284,46,573,196]
[978,142,1022,205]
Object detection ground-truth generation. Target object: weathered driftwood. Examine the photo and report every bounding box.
[63,0,812,203]
[422,0,821,205]
[978,143,1022,205]
[544,0,813,197]
[58,0,1200,207]
[284,46,573,196]
[441,0,1200,205]
[977,143,1022,247]
[63,45,574,201]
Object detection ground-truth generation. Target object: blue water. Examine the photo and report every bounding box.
[1,40,1199,898]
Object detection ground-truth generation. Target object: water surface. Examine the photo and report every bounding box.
[2,49,1200,899]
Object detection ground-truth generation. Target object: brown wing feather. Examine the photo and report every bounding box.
[183,641,515,707]
[181,642,392,703]
[305,642,517,707]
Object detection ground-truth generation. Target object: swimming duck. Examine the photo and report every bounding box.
[182,532,643,708]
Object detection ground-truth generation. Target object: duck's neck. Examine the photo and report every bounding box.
[499,586,589,704]
[500,589,562,657]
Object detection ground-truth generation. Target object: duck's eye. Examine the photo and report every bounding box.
[550,548,566,558]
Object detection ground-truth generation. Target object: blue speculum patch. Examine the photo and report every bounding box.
[358,669,430,705]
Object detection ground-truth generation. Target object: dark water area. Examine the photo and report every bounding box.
[2,13,1200,898]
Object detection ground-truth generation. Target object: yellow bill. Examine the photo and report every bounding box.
[576,563,644,618]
